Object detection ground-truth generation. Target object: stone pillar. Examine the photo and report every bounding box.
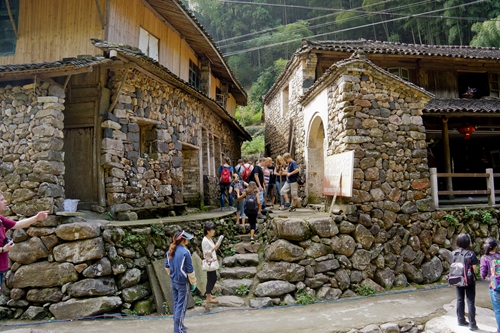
[301,53,317,92]
[200,58,211,96]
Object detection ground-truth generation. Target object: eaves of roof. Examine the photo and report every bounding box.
[301,39,500,60]
[423,98,500,116]
[92,39,252,141]
[144,0,247,105]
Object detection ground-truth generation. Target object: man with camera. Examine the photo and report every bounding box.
[0,192,49,287]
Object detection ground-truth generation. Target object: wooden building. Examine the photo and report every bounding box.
[263,39,500,207]
[0,0,250,218]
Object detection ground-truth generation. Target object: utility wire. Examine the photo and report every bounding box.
[217,0,435,48]
[222,0,488,56]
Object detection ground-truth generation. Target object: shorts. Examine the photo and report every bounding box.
[236,199,247,218]
[281,181,298,200]
[266,183,276,198]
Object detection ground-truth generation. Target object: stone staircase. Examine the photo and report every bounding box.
[206,234,262,308]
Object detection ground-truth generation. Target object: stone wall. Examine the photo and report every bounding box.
[255,208,498,302]
[0,82,66,216]
[0,215,238,320]
[102,69,243,214]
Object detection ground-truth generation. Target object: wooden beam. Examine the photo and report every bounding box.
[38,75,64,89]
[442,117,453,198]
[94,0,106,30]
[5,0,18,38]
[438,190,490,195]
[63,74,72,90]
[437,173,489,178]
[107,68,129,113]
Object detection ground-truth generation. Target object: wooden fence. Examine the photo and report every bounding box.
[429,168,498,208]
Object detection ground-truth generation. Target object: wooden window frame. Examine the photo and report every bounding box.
[189,59,201,90]
[139,27,159,61]
[0,0,19,56]
[387,67,410,81]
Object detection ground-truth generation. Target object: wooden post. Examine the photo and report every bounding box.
[430,168,439,208]
[486,168,495,206]
[442,117,453,199]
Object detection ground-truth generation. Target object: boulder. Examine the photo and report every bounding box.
[8,237,50,265]
[19,306,49,320]
[353,225,375,250]
[228,253,259,266]
[213,296,245,307]
[68,277,117,297]
[335,269,351,290]
[299,240,331,258]
[26,288,63,303]
[220,267,257,279]
[265,239,306,262]
[333,235,356,257]
[274,218,311,241]
[122,283,151,303]
[12,262,78,288]
[361,324,382,333]
[257,261,305,282]
[304,273,329,289]
[53,237,104,264]
[380,323,400,333]
[402,263,423,283]
[55,221,107,241]
[394,274,408,288]
[315,259,340,273]
[359,278,385,293]
[308,217,339,237]
[49,296,122,319]
[102,227,125,245]
[133,297,154,315]
[351,249,372,270]
[117,268,141,289]
[254,280,296,297]
[421,256,443,284]
[374,268,395,289]
[221,279,253,296]
[250,297,273,308]
[82,258,113,278]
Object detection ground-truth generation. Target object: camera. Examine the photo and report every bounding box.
[3,236,12,246]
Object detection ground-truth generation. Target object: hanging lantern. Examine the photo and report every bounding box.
[458,124,476,140]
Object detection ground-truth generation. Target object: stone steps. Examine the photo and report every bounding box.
[222,253,259,267]
[220,278,253,295]
[219,266,257,279]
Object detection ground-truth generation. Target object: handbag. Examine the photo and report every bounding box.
[202,258,219,272]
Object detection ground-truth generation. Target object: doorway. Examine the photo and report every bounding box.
[307,115,325,204]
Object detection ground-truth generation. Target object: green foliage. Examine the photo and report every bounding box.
[295,289,317,305]
[162,302,171,314]
[122,233,146,246]
[355,283,376,296]
[443,213,459,227]
[150,224,164,236]
[241,135,265,159]
[223,246,236,257]
[471,17,500,47]
[104,211,113,221]
[480,210,493,225]
[194,297,204,306]
[234,284,250,296]
[463,206,479,220]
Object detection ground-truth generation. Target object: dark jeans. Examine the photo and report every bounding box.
[219,184,233,208]
[206,270,217,295]
[456,284,476,326]
[0,270,6,287]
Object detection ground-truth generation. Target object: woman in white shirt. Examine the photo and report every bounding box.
[202,222,220,304]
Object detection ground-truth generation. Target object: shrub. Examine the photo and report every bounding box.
[295,289,317,305]
[355,283,376,296]
[235,284,249,296]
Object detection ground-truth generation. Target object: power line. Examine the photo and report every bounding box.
[222,0,488,57]
[217,0,435,48]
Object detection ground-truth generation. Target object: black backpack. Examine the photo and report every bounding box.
[244,192,258,215]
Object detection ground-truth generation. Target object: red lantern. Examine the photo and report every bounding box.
[458,124,476,140]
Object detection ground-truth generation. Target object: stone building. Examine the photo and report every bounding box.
[0,0,250,218]
[264,39,500,208]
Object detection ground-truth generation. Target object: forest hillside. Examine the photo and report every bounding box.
[186,0,500,157]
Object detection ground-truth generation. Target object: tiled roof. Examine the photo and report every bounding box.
[423,98,500,114]
[301,39,500,60]
[92,39,252,141]
[0,55,111,73]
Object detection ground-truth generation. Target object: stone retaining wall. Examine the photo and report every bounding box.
[254,208,498,303]
[0,215,238,320]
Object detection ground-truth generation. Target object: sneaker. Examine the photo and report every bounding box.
[285,202,291,208]
[279,206,285,211]
[250,238,255,244]
[458,321,470,327]
[289,206,296,212]
[257,213,266,219]
[220,207,225,211]
[469,325,478,331]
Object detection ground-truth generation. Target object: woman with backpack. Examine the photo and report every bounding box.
[480,237,500,333]
[218,157,234,211]
[451,233,479,331]
[236,181,261,244]
[231,174,247,233]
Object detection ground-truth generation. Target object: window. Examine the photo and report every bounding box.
[489,74,499,98]
[0,0,18,56]
[458,72,488,99]
[139,27,159,61]
[189,60,200,90]
[387,67,409,81]
[281,85,289,116]
[216,87,226,108]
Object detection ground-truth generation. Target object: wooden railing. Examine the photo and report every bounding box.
[430,168,497,208]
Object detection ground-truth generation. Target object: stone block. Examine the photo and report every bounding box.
[12,262,78,288]
[53,237,104,264]
[49,296,122,320]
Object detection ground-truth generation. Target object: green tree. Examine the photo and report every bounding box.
[470,16,500,47]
